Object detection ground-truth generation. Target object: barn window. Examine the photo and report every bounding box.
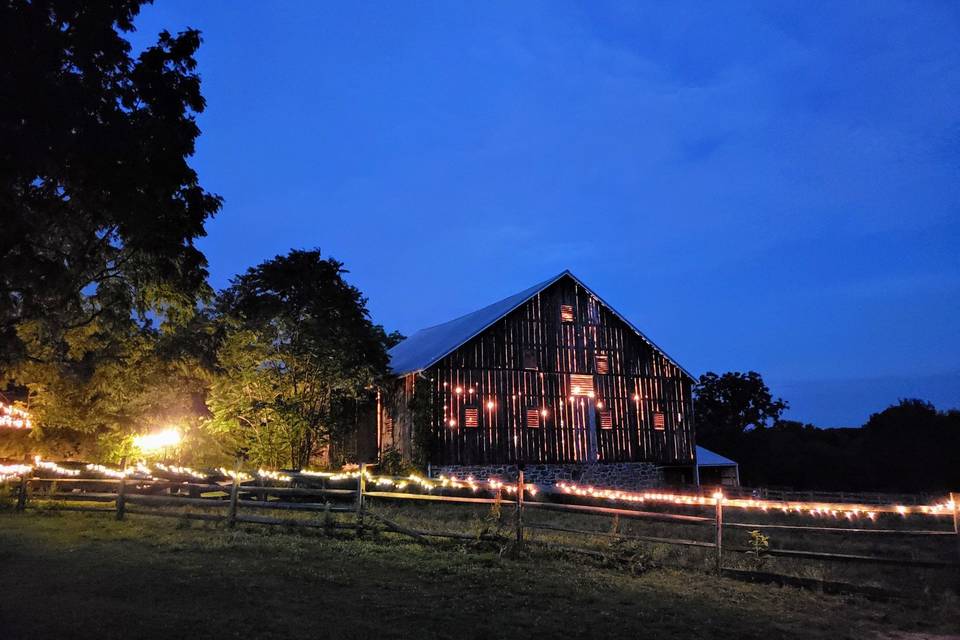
[595,352,609,375]
[523,348,538,370]
[464,406,479,428]
[560,304,575,323]
[525,408,541,428]
[653,412,666,431]
[599,409,613,429]
[569,374,595,397]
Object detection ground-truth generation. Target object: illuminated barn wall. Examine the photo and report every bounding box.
[381,273,695,470]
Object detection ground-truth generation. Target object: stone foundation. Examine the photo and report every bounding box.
[431,462,663,491]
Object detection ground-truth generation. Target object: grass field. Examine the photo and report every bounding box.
[1,509,957,639]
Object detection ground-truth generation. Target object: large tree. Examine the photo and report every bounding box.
[208,250,396,469]
[0,1,221,369]
[694,371,787,450]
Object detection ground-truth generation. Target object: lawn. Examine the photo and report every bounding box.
[0,510,957,639]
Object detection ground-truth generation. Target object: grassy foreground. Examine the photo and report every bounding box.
[0,511,957,639]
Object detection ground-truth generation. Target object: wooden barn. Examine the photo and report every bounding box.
[380,271,695,488]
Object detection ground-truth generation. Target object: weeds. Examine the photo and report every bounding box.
[747,529,770,570]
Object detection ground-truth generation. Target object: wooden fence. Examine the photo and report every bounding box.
[6,467,959,583]
[718,485,945,506]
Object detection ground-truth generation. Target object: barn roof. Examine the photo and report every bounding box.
[388,270,694,380]
[696,446,738,467]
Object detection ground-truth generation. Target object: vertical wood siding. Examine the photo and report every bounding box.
[396,277,694,466]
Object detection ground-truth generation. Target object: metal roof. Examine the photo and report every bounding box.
[388,270,694,380]
[696,446,738,467]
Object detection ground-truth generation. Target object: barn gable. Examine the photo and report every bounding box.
[388,270,692,381]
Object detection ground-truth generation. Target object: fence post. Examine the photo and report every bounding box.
[714,492,724,576]
[227,463,240,529]
[115,458,127,521]
[515,467,524,543]
[951,492,959,562]
[356,463,366,536]
[15,474,28,512]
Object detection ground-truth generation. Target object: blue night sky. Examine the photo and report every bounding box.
[130,2,960,427]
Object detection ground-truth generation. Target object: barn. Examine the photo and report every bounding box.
[380,271,695,489]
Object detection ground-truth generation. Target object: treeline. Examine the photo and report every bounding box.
[695,372,959,493]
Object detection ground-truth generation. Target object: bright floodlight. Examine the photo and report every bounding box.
[133,428,181,452]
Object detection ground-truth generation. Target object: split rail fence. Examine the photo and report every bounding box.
[6,466,959,583]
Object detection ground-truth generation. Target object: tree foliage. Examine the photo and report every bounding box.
[693,371,788,449]
[11,314,217,462]
[0,1,221,368]
[207,250,393,469]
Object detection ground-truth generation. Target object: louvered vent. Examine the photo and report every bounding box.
[523,349,538,370]
[595,353,609,375]
[560,304,575,323]
[464,406,479,428]
[569,374,595,397]
[599,409,613,429]
[653,412,666,431]
[525,408,541,428]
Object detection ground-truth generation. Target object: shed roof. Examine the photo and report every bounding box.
[696,446,738,467]
[388,270,693,380]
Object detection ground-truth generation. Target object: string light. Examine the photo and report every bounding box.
[154,463,207,480]
[217,468,253,482]
[0,401,31,429]
[10,455,956,521]
[0,463,32,481]
[555,482,955,518]
[257,469,291,482]
[85,463,134,478]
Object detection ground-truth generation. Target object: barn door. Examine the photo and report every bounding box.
[569,374,599,462]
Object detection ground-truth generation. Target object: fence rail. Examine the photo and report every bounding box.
[5,467,959,584]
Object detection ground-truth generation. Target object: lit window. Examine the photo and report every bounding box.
[599,409,613,429]
[464,406,479,428]
[653,412,666,431]
[525,408,541,428]
[595,352,609,375]
[560,304,575,323]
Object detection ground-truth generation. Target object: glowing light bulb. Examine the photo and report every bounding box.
[133,428,181,452]
[486,400,495,410]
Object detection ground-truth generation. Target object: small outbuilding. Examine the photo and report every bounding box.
[694,446,739,488]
